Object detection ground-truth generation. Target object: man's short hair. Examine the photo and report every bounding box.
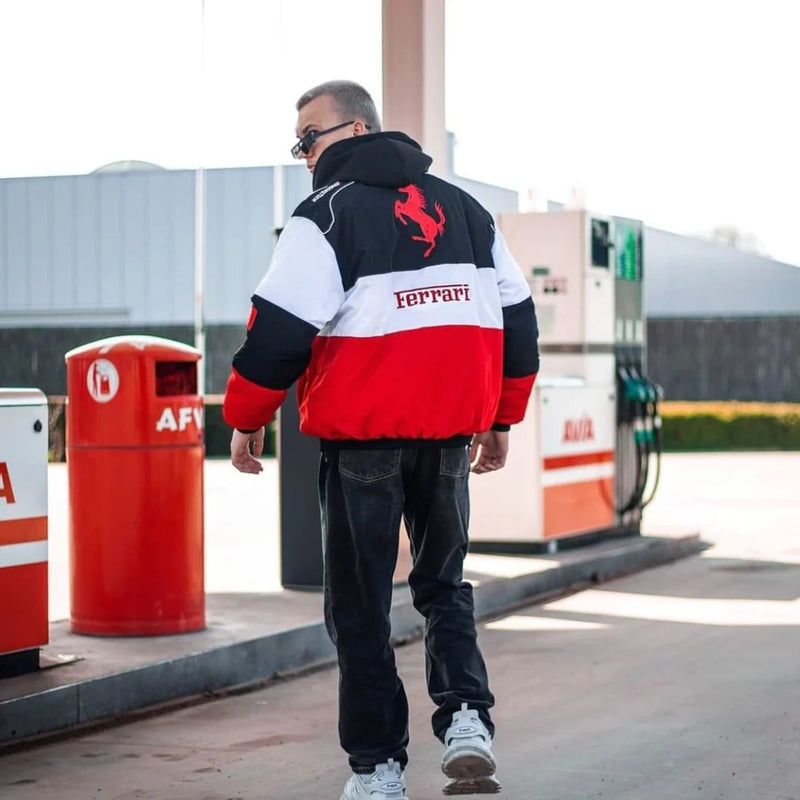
[296,80,382,132]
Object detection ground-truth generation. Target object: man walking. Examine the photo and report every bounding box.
[223,80,539,799]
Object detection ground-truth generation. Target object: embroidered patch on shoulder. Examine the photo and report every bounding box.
[246,305,258,331]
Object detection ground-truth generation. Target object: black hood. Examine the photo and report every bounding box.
[312,131,433,191]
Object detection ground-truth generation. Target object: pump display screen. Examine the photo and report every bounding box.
[590,219,611,268]
[615,219,643,281]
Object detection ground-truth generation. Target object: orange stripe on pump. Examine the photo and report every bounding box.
[0,516,48,546]
[543,478,615,539]
[543,450,615,471]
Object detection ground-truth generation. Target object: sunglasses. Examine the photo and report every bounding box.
[291,120,372,159]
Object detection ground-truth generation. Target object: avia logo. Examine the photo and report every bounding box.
[394,283,471,309]
[0,462,16,504]
[394,184,446,257]
[562,417,595,443]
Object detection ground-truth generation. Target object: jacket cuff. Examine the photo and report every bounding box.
[223,368,286,431]
[491,422,511,432]
[494,373,537,425]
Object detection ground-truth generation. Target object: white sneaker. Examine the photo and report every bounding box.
[340,758,408,800]
[441,704,501,795]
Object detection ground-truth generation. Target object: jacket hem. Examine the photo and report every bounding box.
[319,435,471,451]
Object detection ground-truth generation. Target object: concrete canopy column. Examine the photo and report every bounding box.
[382,0,449,177]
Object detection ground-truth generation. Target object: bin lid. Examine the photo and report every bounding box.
[0,388,47,407]
[65,335,201,361]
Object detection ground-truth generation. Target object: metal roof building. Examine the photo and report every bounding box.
[644,227,800,318]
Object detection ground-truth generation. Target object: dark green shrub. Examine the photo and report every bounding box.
[661,403,800,451]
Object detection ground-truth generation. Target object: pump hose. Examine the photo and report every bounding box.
[616,366,644,515]
[616,367,664,515]
[636,407,651,511]
[615,422,635,516]
[618,415,648,515]
[636,401,652,507]
[640,404,663,509]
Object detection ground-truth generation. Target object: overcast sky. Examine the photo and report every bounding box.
[1,0,798,265]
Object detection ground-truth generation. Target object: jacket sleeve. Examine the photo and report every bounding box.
[222,216,345,431]
[490,226,540,428]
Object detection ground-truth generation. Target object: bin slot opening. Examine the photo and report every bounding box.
[155,362,197,396]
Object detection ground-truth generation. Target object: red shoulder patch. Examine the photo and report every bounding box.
[246,305,258,331]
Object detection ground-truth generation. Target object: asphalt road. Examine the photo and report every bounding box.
[4,546,800,799]
[4,453,799,799]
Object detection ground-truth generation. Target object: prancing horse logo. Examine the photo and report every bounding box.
[394,184,446,257]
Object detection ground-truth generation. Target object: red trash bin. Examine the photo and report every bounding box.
[65,335,205,635]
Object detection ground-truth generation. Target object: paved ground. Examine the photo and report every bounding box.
[2,453,700,744]
[2,453,799,798]
[47,449,784,621]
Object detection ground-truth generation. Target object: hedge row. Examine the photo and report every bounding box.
[660,402,800,451]
[47,399,800,461]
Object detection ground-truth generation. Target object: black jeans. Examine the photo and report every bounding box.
[319,444,495,773]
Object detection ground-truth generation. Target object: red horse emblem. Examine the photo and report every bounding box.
[394,184,446,257]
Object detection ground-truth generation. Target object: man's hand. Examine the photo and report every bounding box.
[469,430,509,474]
[231,428,265,474]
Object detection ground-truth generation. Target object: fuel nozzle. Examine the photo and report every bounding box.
[617,364,648,437]
[636,370,664,440]
[619,365,648,403]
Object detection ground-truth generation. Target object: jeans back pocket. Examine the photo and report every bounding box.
[338,449,402,483]
[440,446,469,477]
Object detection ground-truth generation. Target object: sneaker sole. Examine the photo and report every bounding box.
[443,775,502,795]
[442,749,496,780]
[340,791,409,800]
[340,796,409,800]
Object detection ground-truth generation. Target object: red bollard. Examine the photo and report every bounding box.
[65,336,205,635]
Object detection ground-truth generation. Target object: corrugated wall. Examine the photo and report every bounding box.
[648,316,800,402]
[0,164,312,328]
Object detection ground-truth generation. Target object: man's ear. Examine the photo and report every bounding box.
[353,120,368,136]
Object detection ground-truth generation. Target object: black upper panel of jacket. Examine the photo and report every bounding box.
[311,131,433,191]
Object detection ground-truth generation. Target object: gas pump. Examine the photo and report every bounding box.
[613,216,663,527]
[468,210,662,553]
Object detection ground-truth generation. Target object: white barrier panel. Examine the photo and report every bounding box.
[0,389,49,655]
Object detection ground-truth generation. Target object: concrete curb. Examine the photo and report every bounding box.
[0,533,704,747]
